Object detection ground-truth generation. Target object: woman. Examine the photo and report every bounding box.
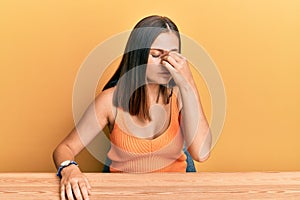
[53,15,211,200]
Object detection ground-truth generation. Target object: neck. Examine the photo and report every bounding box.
[146,84,160,103]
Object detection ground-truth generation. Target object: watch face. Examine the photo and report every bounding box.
[61,160,71,166]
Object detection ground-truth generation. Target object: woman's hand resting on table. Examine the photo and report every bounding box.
[60,165,91,200]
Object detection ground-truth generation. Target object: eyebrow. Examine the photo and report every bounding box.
[150,48,179,53]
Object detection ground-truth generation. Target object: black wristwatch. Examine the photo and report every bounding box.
[56,160,78,179]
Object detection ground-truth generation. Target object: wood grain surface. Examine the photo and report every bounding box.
[0,172,299,199]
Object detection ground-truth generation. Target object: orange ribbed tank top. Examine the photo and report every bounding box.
[107,94,187,173]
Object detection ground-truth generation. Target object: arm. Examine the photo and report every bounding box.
[163,53,212,162]
[53,88,114,200]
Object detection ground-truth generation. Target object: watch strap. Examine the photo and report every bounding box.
[56,160,78,179]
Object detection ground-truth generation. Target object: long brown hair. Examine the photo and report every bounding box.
[103,15,181,120]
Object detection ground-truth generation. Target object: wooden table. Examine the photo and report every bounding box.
[0,172,299,199]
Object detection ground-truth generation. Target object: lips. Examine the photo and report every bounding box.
[159,71,171,76]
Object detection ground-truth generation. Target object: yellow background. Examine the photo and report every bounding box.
[0,0,299,172]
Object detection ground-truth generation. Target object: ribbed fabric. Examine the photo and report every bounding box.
[107,94,187,173]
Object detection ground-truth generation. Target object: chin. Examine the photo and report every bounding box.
[158,79,171,85]
[147,77,171,85]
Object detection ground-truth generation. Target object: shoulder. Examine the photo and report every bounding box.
[172,86,183,111]
[94,87,117,119]
[95,87,115,102]
[95,87,115,105]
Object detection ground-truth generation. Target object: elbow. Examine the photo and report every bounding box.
[197,139,212,162]
[52,143,67,168]
[198,152,210,162]
[189,130,212,163]
[187,147,210,163]
[52,142,61,159]
[198,129,212,162]
[52,146,59,159]
[189,150,210,163]
[52,146,60,168]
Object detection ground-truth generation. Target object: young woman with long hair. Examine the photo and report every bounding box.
[53,15,211,200]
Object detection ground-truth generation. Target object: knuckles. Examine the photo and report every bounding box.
[61,175,86,185]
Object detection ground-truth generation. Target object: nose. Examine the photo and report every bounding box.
[160,52,169,64]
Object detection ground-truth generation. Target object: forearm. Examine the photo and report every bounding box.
[54,143,90,200]
[178,81,211,162]
[53,143,76,169]
[152,51,212,161]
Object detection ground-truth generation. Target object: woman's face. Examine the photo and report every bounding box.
[146,32,179,85]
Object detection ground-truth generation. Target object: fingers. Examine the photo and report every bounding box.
[84,177,92,194]
[169,51,186,62]
[162,52,193,86]
[66,183,74,200]
[164,53,187,70]
[71,182,83,200]
[162,60,177,74]
[165,55,179,69]
[79,182,90,199]
[60,185,66,200]
[61,180,90,200]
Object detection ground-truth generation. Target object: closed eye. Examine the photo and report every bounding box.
[151,54,161,58]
